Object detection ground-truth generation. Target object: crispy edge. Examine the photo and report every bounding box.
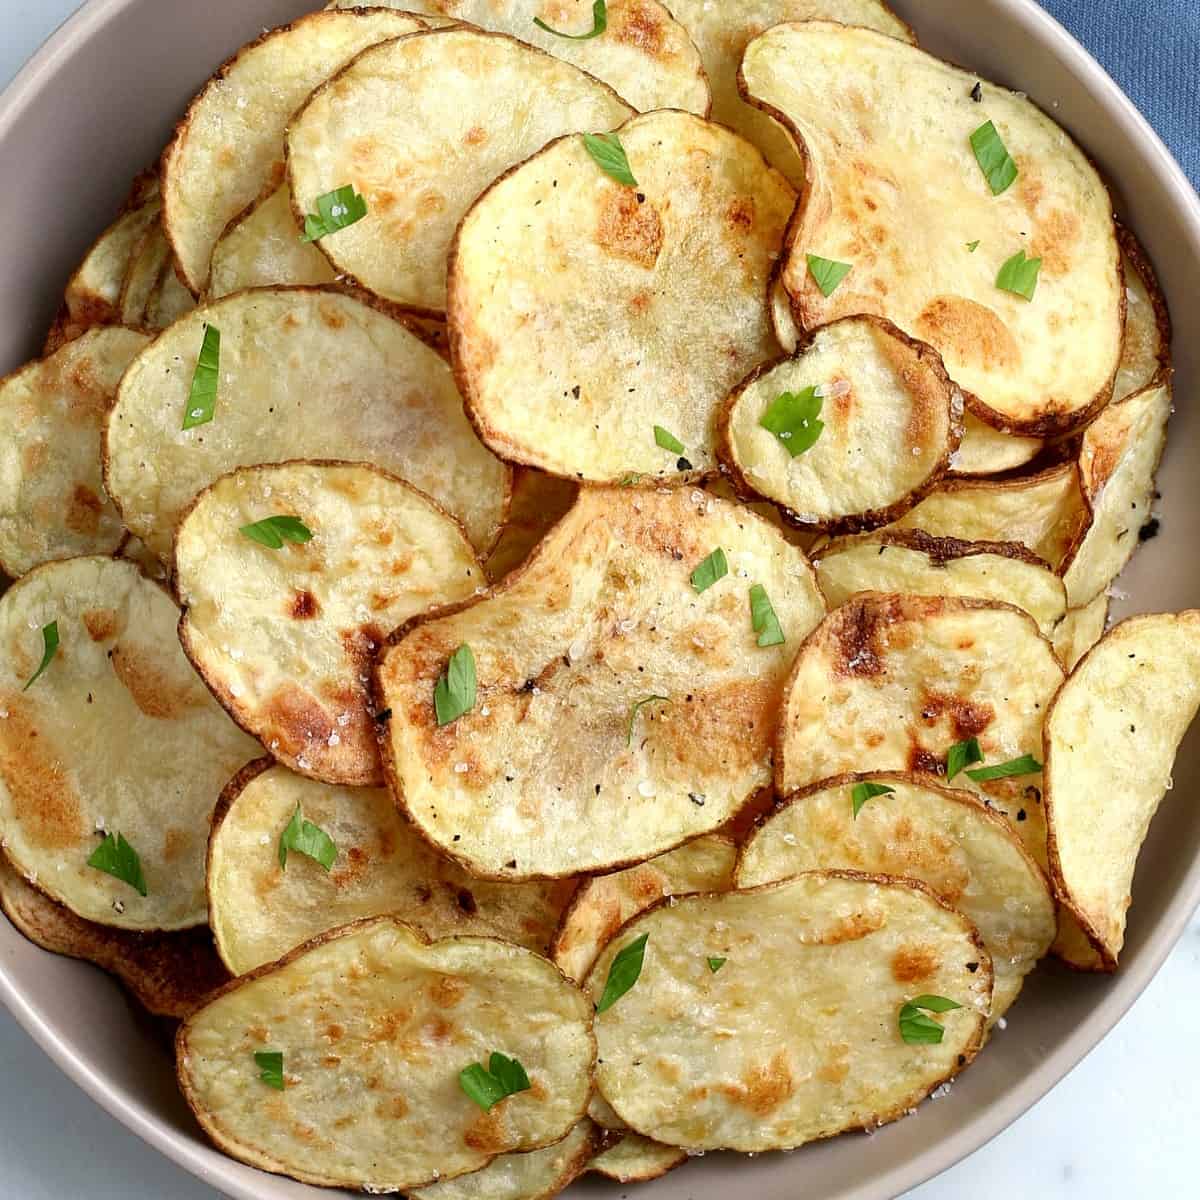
[811,527,1052,570]
[1116,220,1172,383]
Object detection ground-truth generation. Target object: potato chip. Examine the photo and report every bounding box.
[105,288,509,560]
[737,773,1054,1018]
[0,557,260,929]
[769,269,800,355]
[0,327,149,577]
[377,486,825,878]
[162,9,427,294]
[176,461,484,785]
[0,856,229,1019]
[287,28,634,315]
[1051,592,1109,672]
[1045,612,1200,969]
[208,760,576,975]
[952,413,1043,477]
[1114,225,1170,403]
[325,0,708,116]
[118,534,167,582]
[588,1133,685,1182]
[144,262,196,330]
[451,110,794,482]
[719,317,962,530]
[177,917,594,1190]
[1059,380,1170,608]
[118,222,172,326]
[485,468,578,583]
[742,23,1123,437]
[777,594,1063,864]
[588,872,990,1150]
[812,530,1067,636]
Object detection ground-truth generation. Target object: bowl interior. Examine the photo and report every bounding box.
[0,2,1197,1198]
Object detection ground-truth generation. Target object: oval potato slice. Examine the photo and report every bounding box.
[0,327,149,577]
[1115,225,1170,403]
[450,109,795,482]
[737,773,1055,1019]
[162,10,427,295]
[104,288,509,560]
[777,594,1063,864]
[742,23,1122,437]
[1045,612,1200,968]
[377,486,826,878]
[178,916,594,1190]
[325,0,709,117]
[588,872,990,1150]
[1051,592,1109,672]
[812,530,1067,636]
[145,262,196,330]
[288,28,635,314]
[587,1133,686,1183]
[719,317,962,530]
[0,557,261,929]
[208,761,575,976]
[485,468,578,583]
[118,223,172,326]
[768,269,800,356]
[952,413,1043,477]
[176,461,484,785]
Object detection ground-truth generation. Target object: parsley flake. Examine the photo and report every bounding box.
[183,323,220,430]
[254,1050,285,1091]
[300,185,368,243]
[534,0,607,39]
[22,620,58,691]
[87,831,147,896]
[459,1052,531,1110]
[852,781,895,818]
[946,737,984,780]
[970,120,1018,195]
[690,548,728,594]
[749,584,785,647]
[628,695,669,746]
[996,249,1042,300]
[966,753,1042,782]
[583,132,637,188]
[966,240,981,252]
[240,515,313,550]
[899,994,962,1045]
[435,644,477,726]
[759,386,824,456]
[706,956,727,974]
[596,932,648,1013]
[278,804,337,871]
[806,254,852,297]
[653,425,686,455]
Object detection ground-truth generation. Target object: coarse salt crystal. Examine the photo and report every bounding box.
[454,761,470,774]
[328,732,341,747]
[638,779,656,797]
[337,712,352,727]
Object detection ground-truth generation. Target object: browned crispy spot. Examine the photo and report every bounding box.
[325,1023,344,1042]
[817,1042,851,1084]
[318,301,346,331]
[162,828,190,863]
[628,865,667,903]
[891,943,940,984]
[463,125,488,146]
[367,1008,411,1044]
[429,974,467,1008]
[726,196,755,234]
[720,1050,794,1115]
[595,189,663,269]
[261,682,334,756]
[659,679,775,776]
[909,745,943,775]
[920,690,995,739]
[64,485,105,536]
[832,603,887,678]
[22,442,48,472]
[799,907,886,945]
[82,608,118,642]
[613,0,665,53]
[915,296,1019,371]
[463,1109,507,1154]
[1030,208,1080,278]
[110,643,202,720]
[289,590,320,620]
[0,704,84,848]
[379,1095,409,1119]
[330,846,369,889]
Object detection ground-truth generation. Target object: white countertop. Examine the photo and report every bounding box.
[0,4,1196,1198]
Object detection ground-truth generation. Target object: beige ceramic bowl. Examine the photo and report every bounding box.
[0,1,1197,1197]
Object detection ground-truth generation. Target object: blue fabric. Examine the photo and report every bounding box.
[1039,0,1199,188]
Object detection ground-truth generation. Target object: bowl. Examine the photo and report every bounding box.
[0,1,1197,1197]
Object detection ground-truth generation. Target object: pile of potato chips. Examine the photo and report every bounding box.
[0,1,1194,1193]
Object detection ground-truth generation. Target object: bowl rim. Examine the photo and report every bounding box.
[1,1,1199,1198]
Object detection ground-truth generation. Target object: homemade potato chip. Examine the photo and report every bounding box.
[0,557,260,929]
[177,917,594,1189]
[105,288,508,560]
[0,327,149,577]
[162,9,427,294]
[208,761,575,975]
[769,270,800,356]
[485,468,578,583]
[589,872,990,1150]
[325,0,709,116]
[777,594,1063,863]
[144,262,196,329]
[0,856,229,1019]
[288,28,634,315]
[738,774,1055,1018]
[812,530,1067,636]
[719,317,962,530]
[377,486,825,878]
[1051,592,1109,671]
[587,1133,686,1183]
[952,414,1043,477]
[176,461,483,785]
[450,109,795,482]
[743,24,1123,437]
[118,223,172,326]
[1114,225,1170,403]
[1045,612,1200,968]
[1059,380,1170,608]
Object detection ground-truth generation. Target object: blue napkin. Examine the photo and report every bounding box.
[1039,0,1199,188]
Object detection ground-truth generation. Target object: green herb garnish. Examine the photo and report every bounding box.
[945,737,984,780]
[748,584,785,647]
[22,620,59,691]
[435,644,477,727]
[706,956,727,974]
[183,323,220,430]
[690,548,728,594]
[459,1052,532,1110]
[966,240,981,252]
[278,804,337,871]
[534,0,607,39]
[969,120,1018,195]
[996,249,1042,300]
[583,132,637,187]
[806,254,852,297]
[300,184,368,243]
[653,425,686,455]
[899,995,962,1045]
[759,386,824,456]
[87,832,148,897]
[254,1050,285,1091]
[966,753,1042,782]
[596,932,648,1013]
[240,515,313,550]
[628,695,669,746]
[852,781,895,819]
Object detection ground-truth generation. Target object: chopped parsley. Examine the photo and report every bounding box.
[852,780,895,819]
[628,695,669,746]
[583,132,637,187]
[996,249,1042,300]
[965,753,1042,782]
[690,548,728,593]
[596,932,648,1013]
[759,386,824,456]
[254,1050,285,1091]
[278,804,337,871]
[945,737,984,780]
[970,120,1018,195]
[240,515,313,549]
[706,956,727,974]
[749,584,785,647]
[435,644,477,727]
[459,1052,531,1110]
[653,425,686,455]
[22,620,58,691]
[534,0,607,39]
[300,185,368,243]
[183,323,220,430]
[87,831,147,897]
[806,254,852,297]
[899,995,962,1045]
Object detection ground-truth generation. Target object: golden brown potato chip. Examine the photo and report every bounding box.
[951,413,1043,477]
[587,1133,685,1182]
[208,760,575,975]
[118,222,172,326]
[737,773,1055,1018]
[588,872,990,1150]
[485,468,578,583]
[144,261,196,330]
[0,327,149,577]
[768,268,800,355]
[118,534,167,582]
[742,23,1123,437]
[105,288,509,560]
[1045,612,1200,968]
[177,917,594,1190]
[287,28,634,314]
[776,594,1063,864]
[1051,592,1109,672]
[449,109,795,482]
[377,486,825,878]
[0,557,260,929]
[176,461,484,786]
[1114,224,1170,403]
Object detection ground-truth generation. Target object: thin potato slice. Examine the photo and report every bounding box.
[118,223,172,326]
[118,534,167,582]
[105,288,508,560]
[589,872,990,1150]
[325,0,709,117]
[588,1133,685,1182]
[719,316,962,530]
[1045,612,1200,968]
[812,530,1067,636]
[1059,380,1170,608]
[952,413,1042,477]
[208,761,575,976]
[742,24,1122,437]
[0,327,149,577]
[377,486,825,879]
[1115,225,1170,403]
[485,468,578,583]
[177,917,594,1190]
[737,774,1055,1019]
[769,270,800,355]
[450,109,795,482]
[288,28,634,315]
[176,462,484,786]
[777,595,1063,864]
[0,557,260,929]
[1051,592,1109,672]
[0,856,229,1019]
[145,263,196,330]
[162,9,427,294]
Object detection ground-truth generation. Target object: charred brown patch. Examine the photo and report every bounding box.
[891,943,940,984]
[720,1050,794,1115]
[629,865,667,903]
[82,608,119,643]
[318,301,346,331]
[0,704,85,848]
[64,484,105,536]
[725,196,756,234]
[341,624,386,685]
[909,744,943,775]
[919,690,995,739]
[289,590,320,621]
[915,295,1019,371]
[832,603,888,678]
[661,679,775,776]
[262,682,334,755]
[595,188,663,269]
[799,907,886,945]
[463,1109,507,1154]
[429,974,467,1008]
[110,643,202,720]
[455,887,478,916]
[331,846,369,889]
